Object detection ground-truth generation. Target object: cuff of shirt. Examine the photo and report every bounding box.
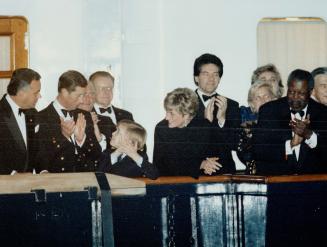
[98,134,107,151]
[111,152,119,165]
[305,131,317,148]
[76,134,86,147]
[285,140,298,155]
[135,157,144,167]
[218,119,225,128]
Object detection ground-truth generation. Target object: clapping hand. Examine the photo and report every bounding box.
[91,112,102,142]
[74,113,86,144]
[204,98,215,122]
[289,114,312,140]
[214,96,227,124]
[60,117,75,140]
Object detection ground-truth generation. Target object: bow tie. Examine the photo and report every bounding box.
[61,109,72,117]
[291,110,305,118]
[99,107,112,114]
[202,93,218,102]
[18,108,27,116]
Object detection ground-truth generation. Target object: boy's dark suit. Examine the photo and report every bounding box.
[0,95,39,174]
[254,97,327,174]
[36,103,102,173]
[99,149,158,179]
[194,89,240,169]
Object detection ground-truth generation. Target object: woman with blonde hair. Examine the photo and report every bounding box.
[251,63,284,98]
[153,87,234,178]
[238,80,277,174]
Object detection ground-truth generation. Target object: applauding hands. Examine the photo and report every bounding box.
[289,114,312,147]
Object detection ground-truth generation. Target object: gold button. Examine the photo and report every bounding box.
[57,144,60,148]
[61,167,65,171]
[60,157,64,160]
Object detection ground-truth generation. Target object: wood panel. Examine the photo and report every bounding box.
[0,16,28,79]
[0,172,145,196]
[138,174,327,185]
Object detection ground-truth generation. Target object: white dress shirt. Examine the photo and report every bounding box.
[94,103,117,125]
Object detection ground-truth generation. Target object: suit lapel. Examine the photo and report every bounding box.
[112,106,122,123]
[48,103,61,124]
[195,89,205,118]
[297,100,316,166]
[0,96,26,152]
[280,100,292,129]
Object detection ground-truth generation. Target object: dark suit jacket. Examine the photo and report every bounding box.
[99,149,158,179]
[253,97,327,175]
[194,89,240,169]
[36,103,102,173]
[153,117,236,178]
[0,95,39,174]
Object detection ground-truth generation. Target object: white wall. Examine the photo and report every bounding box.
[2,0,327,160]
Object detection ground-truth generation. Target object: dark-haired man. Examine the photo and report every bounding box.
[193,53,240,174]
[36,70,101,173]
[254,69,327,174]
[0,68,41,174]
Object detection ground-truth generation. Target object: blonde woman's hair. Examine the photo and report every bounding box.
[248,80,276,113]
[164,87,199,117]
[251,64,284,98]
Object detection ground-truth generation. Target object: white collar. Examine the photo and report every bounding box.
[197,88,217,97]
[290,105,308,120]
[6,94,21,115]
[94,103,113,114]
[53,99,73,119]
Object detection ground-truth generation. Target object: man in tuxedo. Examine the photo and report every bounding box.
[193,53,240,172]
[36,70,102,173]
[0,68,41,174]
[89,71,134,143]
[254,69,327,174]
[311,67,327,106]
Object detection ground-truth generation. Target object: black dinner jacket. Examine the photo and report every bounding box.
[253,97,327,175]
[99,149,158,179]
[0,95,38,174]
[195,89,240,130]
[194,89,240,168]
[153,117,236,178]
[36,102,102,173]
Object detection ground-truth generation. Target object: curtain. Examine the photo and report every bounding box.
[257,18,327,92]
